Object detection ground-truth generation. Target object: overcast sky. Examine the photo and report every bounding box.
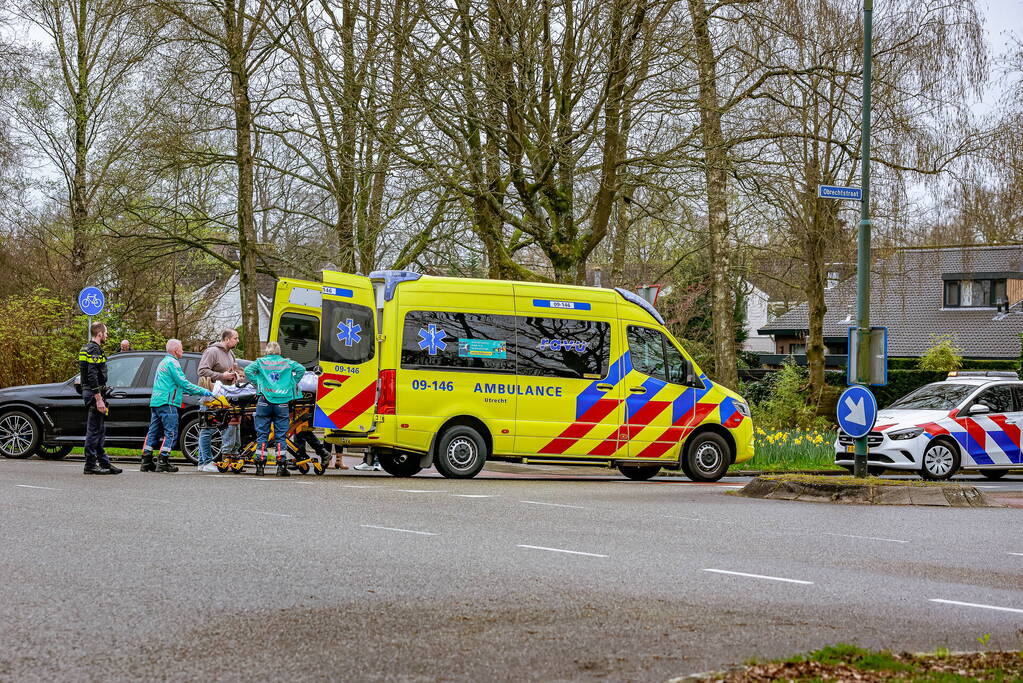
[975,0,1022,114]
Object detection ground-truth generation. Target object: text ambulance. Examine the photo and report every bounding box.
[269,271,754,481]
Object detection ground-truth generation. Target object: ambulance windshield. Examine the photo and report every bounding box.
[889,383,975,411]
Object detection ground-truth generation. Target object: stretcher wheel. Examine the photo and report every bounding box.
[295,462,309,474]
[313,462,326,476]
[216,463,229,473]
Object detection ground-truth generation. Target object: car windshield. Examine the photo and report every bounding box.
[889,383,975,411]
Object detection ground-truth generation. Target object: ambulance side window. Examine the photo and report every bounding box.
[627,326,692,385]
[320,300,375,364]
[278,313,319,369]
[516,317,610,379]
[401,311,516,373]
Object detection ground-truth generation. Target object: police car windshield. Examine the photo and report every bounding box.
[889,383,975,410]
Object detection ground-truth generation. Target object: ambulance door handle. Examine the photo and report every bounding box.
[629,386,646,394]
[322,380,344,389]
[596,383,613,392]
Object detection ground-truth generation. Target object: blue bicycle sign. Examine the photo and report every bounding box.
[77,287,105,316]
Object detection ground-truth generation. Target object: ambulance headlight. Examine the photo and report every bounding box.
[735,401,750,418]
[888,427,923,440]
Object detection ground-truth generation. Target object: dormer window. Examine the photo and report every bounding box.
[943,278,1006,308]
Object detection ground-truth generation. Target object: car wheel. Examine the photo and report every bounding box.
[980,469,1009,480]
[617,464,659,481]
[868,466,887,477]
[681,432,732,482]
[0,410,41,459]
[920,440,959,480]
[36,444,73,460]
[378,452,423,477]
[434,425,487,479]
[179,417,220,465]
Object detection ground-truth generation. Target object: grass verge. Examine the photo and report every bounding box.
[730,428,843,472]
[708,643,1023,681]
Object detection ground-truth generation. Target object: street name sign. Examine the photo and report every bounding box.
[837,385,877,439]
[818,185,863,200]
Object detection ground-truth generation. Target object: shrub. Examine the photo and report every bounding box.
[751,360,830,431]
[918,335,963,372]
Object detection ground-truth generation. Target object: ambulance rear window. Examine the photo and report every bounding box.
[320,300,375,365]
[401,311,516,373]
[517,318,611,379]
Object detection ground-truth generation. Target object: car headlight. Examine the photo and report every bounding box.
[735,401,750,417]
[888,427,923,440]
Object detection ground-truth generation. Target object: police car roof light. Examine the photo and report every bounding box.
[947,370,1019,379]
[615,287,666,325]
[369,270,422,301]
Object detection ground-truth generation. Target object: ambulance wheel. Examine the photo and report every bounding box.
[434,426,487,479]
[981,469,1009,480]
[681,432,731,482]
[378,452,422,477]
[919,439,959,480]
[617,465,660,481]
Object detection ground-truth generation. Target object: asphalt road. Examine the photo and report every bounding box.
[1,459,1021,682]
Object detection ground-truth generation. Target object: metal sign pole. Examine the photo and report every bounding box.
[854,0,874,479]
[87,315,92,342]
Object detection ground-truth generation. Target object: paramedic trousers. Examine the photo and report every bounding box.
[143,405,179,456]
[255,398,289,452]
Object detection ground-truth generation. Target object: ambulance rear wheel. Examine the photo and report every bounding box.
[980,469,1008,480]
[434,426,487,479]
[681,432,731,482]
[378,452,422,477]
[617,465,659,481]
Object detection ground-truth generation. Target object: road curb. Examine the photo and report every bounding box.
[736,475,1003,507]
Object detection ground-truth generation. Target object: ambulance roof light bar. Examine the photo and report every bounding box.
[369,270,422,301]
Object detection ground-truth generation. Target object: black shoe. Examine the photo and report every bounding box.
[101,463,123,474]
[156,456,179,473]
[84,465,112,475]
[255,459,265,476]
[276,463,290,477]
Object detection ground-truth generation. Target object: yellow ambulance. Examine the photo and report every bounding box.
[268,270,754,481]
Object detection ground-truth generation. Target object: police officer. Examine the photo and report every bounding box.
[79,322,122,475]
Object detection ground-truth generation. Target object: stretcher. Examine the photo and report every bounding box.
[200,394,326,475]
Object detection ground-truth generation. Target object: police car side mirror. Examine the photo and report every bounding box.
[73,376,82,394]
[968,403,990,415]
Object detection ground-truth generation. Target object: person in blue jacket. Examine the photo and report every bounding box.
[245,341,305,476]
[141,339,212,473]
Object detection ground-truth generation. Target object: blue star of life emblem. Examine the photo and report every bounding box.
[269,371,281,382]
[417,324,447,355]
[336,318,362,346]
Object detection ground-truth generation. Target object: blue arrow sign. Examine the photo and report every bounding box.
[77,287,105,316]
[818,184,862,200]
[837,385,877,439]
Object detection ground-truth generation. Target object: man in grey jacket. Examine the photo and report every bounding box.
[196,329,243,471]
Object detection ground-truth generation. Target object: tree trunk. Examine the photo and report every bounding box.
[227,0,261,355]
[69,0,90,289]
[688,0,737,387]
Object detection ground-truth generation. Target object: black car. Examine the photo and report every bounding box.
[0,351,250,463]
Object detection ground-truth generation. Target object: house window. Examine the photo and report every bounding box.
[944,279,1005,308]
[790,344,806,354]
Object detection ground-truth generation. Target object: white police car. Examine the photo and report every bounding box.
[835,371,1023,480]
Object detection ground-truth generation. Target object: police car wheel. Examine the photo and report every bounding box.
[920,440,959,481]
[434,426,487,479]
[617,465,660,481]
[682,432,731,482]
[378,452,423,477]
[980,469,1009,480]
[0,410,41,459]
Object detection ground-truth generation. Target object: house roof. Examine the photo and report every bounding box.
[758,245,1023,358]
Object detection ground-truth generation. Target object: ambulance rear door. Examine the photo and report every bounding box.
[315,272,379,434]
[268,278,323,370]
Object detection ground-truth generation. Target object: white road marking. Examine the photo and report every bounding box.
[520,500,587,509]
[1009,552,1023,557]
[342,484,376,488]
[929,599,1023,615]
[517,545,608,558]
[15,485,62,491]
[360,524,436,536]
[398,489,447,493]
[823,532,909,544]
[236,509,292,518]
[662,515,734,524]
[453,494,495,498]
[702,569,814,585]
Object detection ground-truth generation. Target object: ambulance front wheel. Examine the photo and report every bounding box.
[378,452,423,477]
[681,432,731,482]
[617,465,659,481]
[434,425,487,479]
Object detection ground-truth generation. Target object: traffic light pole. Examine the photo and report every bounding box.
[854,0,873,479]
